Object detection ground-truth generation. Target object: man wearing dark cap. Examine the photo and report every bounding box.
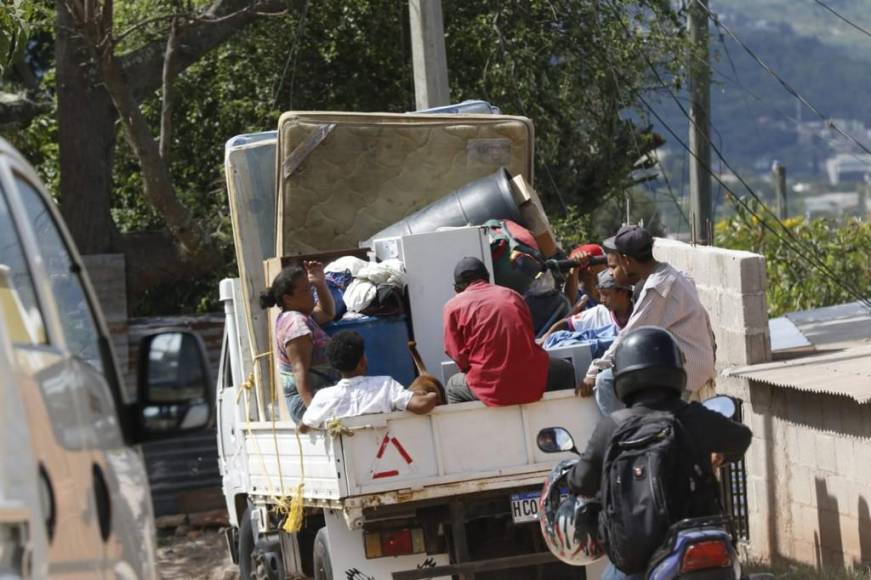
[443,257,574,406]
[576,225,716,414]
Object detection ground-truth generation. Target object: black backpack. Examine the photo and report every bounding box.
[598,408,720,574]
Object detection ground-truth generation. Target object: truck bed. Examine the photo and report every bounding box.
[242,390,599,521]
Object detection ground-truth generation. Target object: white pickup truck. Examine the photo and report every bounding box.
[216,112,606,580]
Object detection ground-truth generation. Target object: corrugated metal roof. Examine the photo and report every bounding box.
[725,345,871,403]
[769,316,813,354]
[785,300,871,348]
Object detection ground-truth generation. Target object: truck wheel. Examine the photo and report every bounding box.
[313,527,333,580]
[239,507,256,579]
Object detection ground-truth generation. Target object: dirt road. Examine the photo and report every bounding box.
[157,526,238,580]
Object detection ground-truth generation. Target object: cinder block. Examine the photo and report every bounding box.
[839,515,862,558]
[717,328,771,366]
[834,437,855,480]
[739,253,768,294]
[841,404,864,436]
[821,396,845,434]
[702,288,767,334]
[792,537,817,565]
[854,442,871,483]
[844,479,866,518]
[798,428,818,468]
[749,331,773,365]
[748,438,766,475]
[826,475,851,514]
[797,396,825,430]
[785,423,801,463]
[860,405,871,438]
[749,381,772,410]
[799,504,819,537]
[792,465,815,506]
[816,435,837,473]
[750,411,768,441]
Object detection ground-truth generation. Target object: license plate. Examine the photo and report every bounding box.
[510,491,542,523]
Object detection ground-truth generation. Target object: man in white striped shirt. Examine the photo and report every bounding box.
[577,225,716,415]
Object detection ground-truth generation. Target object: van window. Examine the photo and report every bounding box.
[0,183,47,344]
[14,176,104,374]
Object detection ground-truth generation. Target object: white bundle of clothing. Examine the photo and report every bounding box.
[343,258,407,314]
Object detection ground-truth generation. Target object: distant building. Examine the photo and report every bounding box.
[825,153,871,185]
[803,191,865,219]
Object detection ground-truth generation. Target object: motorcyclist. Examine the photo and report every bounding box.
[565,326,752,580]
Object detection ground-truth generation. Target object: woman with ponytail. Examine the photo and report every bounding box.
[261,261,339,422]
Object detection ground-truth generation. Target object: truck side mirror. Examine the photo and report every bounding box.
[136,331,211,440]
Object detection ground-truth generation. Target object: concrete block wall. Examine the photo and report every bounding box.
[655,238,871,569]
[735,379,871,569]
[652,238,770,369]
[651,239,777,561]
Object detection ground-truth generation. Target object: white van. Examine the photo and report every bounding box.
[0,138,212,578]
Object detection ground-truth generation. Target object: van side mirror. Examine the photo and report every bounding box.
[537,427,578,454]
[136,331,211,440]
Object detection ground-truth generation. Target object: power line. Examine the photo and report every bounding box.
[707,26,871,176]
[811,0,871,41]
[590,1,688,231]
[654,149,690,227]
[491,15,569,213]
[637,92,871,309]
[599,4,871,307]
[641,67,871,308]
[693,0,871,158]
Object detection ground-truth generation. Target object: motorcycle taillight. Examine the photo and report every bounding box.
[680,539,731,573]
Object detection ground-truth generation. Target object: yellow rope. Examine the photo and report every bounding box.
[240,358,276,498]
[325,417,354,438]
[282,423,306,534]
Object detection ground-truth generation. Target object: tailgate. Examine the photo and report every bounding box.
[338,390,599,497]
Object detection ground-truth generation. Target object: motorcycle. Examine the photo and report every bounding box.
[536,395,768,580]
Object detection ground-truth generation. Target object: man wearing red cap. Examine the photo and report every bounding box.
[565,243,608,314]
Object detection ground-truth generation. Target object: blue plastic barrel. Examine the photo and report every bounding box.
[324,316,416,386]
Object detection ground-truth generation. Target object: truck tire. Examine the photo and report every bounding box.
[313,527,333,580]
[239,507,256,579]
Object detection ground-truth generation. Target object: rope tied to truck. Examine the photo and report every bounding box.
[235,350,275,404]
[325,417,354,437]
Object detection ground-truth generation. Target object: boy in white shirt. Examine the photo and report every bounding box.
[299,330,438,432]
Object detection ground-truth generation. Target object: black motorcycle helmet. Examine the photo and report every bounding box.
[613,326,687,403]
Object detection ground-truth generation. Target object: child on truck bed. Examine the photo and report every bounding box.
[299,331,438,432]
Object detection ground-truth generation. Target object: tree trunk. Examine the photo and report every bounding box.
[98,47,220,265]
[55,0,119,254]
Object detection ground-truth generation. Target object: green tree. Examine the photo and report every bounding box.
[9,0,690,315]
[715,203,871,317]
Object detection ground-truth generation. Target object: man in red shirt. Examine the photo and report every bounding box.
[443,257,575,405]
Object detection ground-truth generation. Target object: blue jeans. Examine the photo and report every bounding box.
[602,562,644,580]
[282,366,340,422]
[594,368,625,415]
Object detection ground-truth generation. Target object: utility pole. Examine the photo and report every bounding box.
[688,0,713,244]
[773,161,787,219]
[408,0,450,110]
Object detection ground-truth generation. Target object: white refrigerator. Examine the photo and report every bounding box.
[371,226,494,378]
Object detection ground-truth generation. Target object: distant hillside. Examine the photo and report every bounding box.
[715,0,871,60]
[652,17,871,179]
